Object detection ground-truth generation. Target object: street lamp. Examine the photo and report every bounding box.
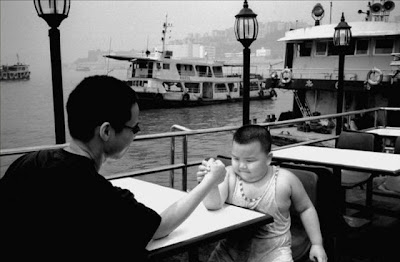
[235,0,258,125]
[333,12,351,136]
[34,0,70,144]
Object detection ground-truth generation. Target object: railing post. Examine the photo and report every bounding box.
[170,136,175,188]
[182,135,188,191]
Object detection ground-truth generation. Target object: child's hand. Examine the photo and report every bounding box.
[196,158,225,185]
[309,244,327,262]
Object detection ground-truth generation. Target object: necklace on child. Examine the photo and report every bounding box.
[238,167,271,203]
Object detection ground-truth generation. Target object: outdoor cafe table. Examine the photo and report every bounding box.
[365,127,400,152]
[110,177,273,261]
[272,145,400,215]
[272,145,400,175]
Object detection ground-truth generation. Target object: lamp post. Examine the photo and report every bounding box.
[235,0,258,125]
[34,0,70,144]
[333,12,351,136]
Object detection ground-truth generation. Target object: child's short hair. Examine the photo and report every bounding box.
[233,125,272,154]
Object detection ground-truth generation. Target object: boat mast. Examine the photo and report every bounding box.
[161,14,172,57]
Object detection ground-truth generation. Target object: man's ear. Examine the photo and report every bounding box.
[266,152,273,166]
[99,122,112,141]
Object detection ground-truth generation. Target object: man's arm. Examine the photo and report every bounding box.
[152,160,226,239]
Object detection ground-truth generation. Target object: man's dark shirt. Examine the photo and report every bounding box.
[0,149,161,261]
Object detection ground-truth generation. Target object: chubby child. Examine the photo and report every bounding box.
[197,125,327,262]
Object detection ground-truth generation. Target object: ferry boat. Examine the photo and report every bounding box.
[105,18,277,109]
[266,0,400,127]
[0,62,30,81]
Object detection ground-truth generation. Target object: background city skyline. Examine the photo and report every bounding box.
[1,0,399,68]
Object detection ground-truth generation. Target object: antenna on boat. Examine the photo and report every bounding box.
[106,38,113,75]
[145,36,150,57]
[161,14,172,57]
[16,53,20,64]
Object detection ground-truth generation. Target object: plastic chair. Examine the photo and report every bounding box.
[336,131,377,212]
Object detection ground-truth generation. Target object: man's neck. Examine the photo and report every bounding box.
[65,139,102,171]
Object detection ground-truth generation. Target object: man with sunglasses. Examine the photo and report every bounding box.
[0,75,226,261]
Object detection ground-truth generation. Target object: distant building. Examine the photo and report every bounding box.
[160,43,216,60]
[256,47,271,57]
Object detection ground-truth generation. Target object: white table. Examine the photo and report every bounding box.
[110,178,273,260]
[272,145,400,175]
[365,127,400,137]
[365,127,400,153]
[272,145,400,217]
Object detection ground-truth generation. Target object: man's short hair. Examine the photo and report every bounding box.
[67,75,138,142]
[233,125,272,154]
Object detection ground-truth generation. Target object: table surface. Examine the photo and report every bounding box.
[365,127,400,137]
[110,178,272,258]
[272,145,400,175]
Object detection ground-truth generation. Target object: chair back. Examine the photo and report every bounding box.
[279,163,345,262]
[336,131,376,151]
[394,136,400,154]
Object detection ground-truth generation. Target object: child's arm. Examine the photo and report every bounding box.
[289,173,328,262]
[196,158,229,210]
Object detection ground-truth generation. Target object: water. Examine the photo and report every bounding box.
[0,67,293,186]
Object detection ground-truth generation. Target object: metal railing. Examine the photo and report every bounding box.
[1,107,399,191]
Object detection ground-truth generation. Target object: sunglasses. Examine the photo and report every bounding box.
[124,123,140,135]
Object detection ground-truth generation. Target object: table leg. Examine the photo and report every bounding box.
[333,167,345,213]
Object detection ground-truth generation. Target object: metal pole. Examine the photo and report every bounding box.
[49,27,66,144]
[336,50,345,136]
[243,46,250,125]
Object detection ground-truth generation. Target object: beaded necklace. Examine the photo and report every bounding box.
[238,167,272,203]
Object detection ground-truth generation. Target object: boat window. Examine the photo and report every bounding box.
[215,83,227,93]
[162,82,183,92]
[138,62,147,69]
[375,39,394,54]
[327,40,355,56]
[355,39,369,55]
[177,64,195,76]
[250,81,259,91]
[228,83,238,92]
[315,41,327,56]
[163,63,170,70]
[184,83,200,93]
[126,80,133,86]
[213,66,223,77]
[196,65,212,77]
[298,41,312,57]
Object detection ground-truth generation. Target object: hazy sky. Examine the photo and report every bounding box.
[1,0,399,66]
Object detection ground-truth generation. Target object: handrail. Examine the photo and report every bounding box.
[2,107,399,190]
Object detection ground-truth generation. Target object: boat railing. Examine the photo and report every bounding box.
[1,107,399,190]
[268,67,394,81]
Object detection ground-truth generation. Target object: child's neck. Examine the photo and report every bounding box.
[243,166,272,184]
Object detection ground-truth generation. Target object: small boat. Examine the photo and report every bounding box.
[75,65,91,72]
[105,17,277,109]
[266,0,400,126]
[0,55,30,81]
